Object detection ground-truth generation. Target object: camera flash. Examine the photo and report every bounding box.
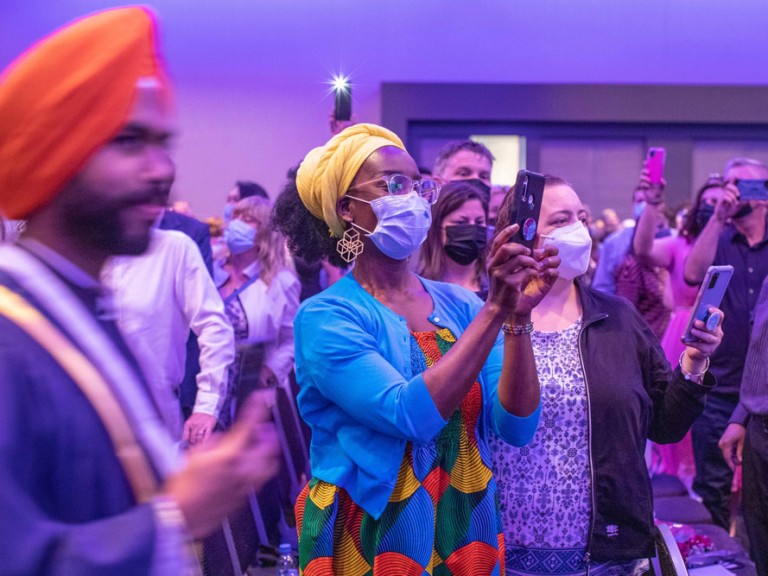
[332,74,350,93]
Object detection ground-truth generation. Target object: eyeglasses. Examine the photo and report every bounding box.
[349,174,441,205]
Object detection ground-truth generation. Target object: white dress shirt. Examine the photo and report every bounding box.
[222,262,300,389]
[103,229,235,437]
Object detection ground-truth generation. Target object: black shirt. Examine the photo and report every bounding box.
[711,218,768,398]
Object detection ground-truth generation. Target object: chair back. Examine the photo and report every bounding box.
[650,523,689,576]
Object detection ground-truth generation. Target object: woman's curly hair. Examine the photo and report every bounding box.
[272,166,348,268]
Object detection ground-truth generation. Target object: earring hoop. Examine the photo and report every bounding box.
[336,228,364,263]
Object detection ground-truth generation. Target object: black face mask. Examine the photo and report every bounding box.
[444,224,488,265]
[734,202,754,220]
[696,203,715,230]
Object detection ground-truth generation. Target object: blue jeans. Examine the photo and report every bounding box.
[692,394,738,530]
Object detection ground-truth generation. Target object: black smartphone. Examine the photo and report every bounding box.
[334,82,352,121]
[681,265,733,344]
[507,169,546,250]
[736,179,768,201]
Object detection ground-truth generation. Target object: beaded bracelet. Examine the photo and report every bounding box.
[678,351,710,385]
[501,321,534,336]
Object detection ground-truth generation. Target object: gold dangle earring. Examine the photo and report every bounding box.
[336,228,364,263]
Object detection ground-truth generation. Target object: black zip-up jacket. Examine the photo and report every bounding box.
[577,283,715,562]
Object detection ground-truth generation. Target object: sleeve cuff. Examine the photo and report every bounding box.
[191,390,221,418]
[401,373,447,443]
[492,398,541,447]
[729,403,750,427]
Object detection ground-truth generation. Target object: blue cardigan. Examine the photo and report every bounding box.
[294,273,540,519]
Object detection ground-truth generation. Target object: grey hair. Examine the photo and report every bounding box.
[724,157,768,177]
[432,140,495,178]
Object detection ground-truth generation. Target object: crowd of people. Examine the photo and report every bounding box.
[0,6,766,576]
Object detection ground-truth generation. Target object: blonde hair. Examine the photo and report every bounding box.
[232,196,292,285]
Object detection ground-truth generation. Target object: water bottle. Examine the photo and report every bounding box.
[276,543,298,576]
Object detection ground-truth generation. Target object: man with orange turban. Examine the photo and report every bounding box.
[0,8,279,574]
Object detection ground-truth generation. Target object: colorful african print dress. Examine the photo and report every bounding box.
[295,328,505,576]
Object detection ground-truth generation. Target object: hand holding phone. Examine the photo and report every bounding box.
[506,170,545,251]
[681,265,733,344]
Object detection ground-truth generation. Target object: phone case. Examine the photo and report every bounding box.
[736,179,768,201]
[646,147,666,185]
[508,170,545,250]
[681,265,734,344]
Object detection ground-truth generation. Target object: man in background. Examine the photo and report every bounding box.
[686,157,768,530]
[0,8,278,573]
[432,139,494,198]
[720,274,768,574]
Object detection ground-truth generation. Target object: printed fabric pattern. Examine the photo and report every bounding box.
[490,320,645,575]
[295,327,504,575]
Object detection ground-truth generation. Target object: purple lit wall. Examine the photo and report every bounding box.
[2,0,767,219]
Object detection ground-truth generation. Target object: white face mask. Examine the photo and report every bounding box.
[541,220,592,280]
[349,192,432,260]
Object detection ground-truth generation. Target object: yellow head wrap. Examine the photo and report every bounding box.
[295,123,405,237]
[0,7,168,219]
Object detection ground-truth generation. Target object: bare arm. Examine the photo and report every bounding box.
[633,203,673,268]
[684,187,737,284]
[423,225,557,418]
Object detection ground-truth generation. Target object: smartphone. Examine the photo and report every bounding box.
[646,147,666,186]
[334,83,352,121]
[681,265,733,344]
[507,169,545,250]
[736,178,768,201]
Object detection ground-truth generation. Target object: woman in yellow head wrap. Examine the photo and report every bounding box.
[273,123,560,575]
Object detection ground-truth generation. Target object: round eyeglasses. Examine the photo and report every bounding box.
[349,174,441,205]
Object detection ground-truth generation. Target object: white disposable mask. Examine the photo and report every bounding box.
[541,220,592,280]
[349,192,432,260]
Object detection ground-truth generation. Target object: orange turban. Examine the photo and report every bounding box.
[296,123,405,237]
[0,7,169,219]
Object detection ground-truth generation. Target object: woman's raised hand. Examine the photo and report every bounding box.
[486,225,560,317]
[515,244,560,316]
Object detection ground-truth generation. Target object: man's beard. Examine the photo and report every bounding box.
[61,189,161,256]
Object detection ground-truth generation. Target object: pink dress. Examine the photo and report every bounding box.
[650,235,699,488]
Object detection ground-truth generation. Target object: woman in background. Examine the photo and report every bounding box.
[490,175,723,575]
[417,180,490,298]
[218,195,300,413]
[633,176,725,486]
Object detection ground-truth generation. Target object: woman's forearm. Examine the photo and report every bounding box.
[422,302,506,418]
[497,313,540,417]
[423,304,539,419]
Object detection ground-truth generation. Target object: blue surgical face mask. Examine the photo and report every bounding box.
[349,192,432,260]
[633,201,647,220]
[224,219,256,254]
[223,203,234,223]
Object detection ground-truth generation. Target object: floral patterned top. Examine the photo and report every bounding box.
[489,319,647,575]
